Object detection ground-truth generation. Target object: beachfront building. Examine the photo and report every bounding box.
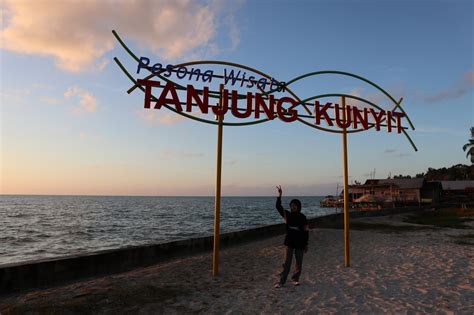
[440,180,474,197]
[421,181,442,204]
[348,178,431,209]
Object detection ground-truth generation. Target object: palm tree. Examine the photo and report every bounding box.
[462,127,474,163]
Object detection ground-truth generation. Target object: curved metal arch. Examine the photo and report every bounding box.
[112,30,417,150]
[293,93,418,151]
[295,93,388,134]
[114,57,272,127]
[285,70,415,130]
[112,30,313,116]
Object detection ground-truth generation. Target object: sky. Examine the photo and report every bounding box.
[1,0,473,196]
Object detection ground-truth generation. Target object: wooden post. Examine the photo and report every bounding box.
[212,84,224,276]
[341,96,350,267]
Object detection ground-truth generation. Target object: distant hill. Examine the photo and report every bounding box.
[393,164,474,180]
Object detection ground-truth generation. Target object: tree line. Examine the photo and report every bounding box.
[393,164,474,180]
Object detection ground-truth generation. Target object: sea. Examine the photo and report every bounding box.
[0,195,337,265]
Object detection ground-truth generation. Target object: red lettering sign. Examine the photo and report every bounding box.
[137,79,406,133]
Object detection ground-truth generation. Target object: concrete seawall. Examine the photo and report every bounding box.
[0,206,426,295]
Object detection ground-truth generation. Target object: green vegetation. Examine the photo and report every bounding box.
[403,208,474,229]
[462,127,474,164]
[393,163,473,180]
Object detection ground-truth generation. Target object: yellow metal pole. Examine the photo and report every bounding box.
[212,84,224,277]
[341,96,350,267]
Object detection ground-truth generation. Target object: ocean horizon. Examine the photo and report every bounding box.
[0,194,328,197]
[0,195,337,265]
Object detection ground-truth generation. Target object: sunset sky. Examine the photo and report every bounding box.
[1,0,473,196]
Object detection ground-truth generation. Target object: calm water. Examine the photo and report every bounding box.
[0,195,336,265]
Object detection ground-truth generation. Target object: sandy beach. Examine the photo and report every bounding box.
[1,212,473,314]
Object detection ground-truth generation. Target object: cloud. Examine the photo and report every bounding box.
[382,149,411,158]
[96,58,110,72]
[0,0,240,72]
[416,127,448,133]
[158,112,188,125]
[64,86,97,113]
[463,71,474,86]
[223,12,240,51]
[424,70,474,103]
[78,131,104,143]
[424,88,467,103]
[397,153,411,158]
[416,126,464,136]
[0,88,31,106]
[225,159,239,166]
[348,86,404,110]
[40,96,62,105]
[137,109,187,126]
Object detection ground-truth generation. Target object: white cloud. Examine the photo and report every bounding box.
[348,87,404,110]
[464,71,474,86]
[96,58,110,72]
[78,131,104,143]
[424,70,474,103]
[382,149,411,158]
[0,0,240,72]
[0,88,31,106]
[225,159,239,166]
[64,86,97,113]
[416,126,464,136]
[137,109,187,126]
[40,96,62,105]
[157,112,187,125]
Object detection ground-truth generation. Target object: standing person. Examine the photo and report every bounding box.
[274,185,309,288]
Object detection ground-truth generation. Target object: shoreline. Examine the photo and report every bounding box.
[0,195,333,268]
[2,208,472,313]
[0,206,428,295]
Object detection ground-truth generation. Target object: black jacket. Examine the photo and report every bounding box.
[276,197,309,249]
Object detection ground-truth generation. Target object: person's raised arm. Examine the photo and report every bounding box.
[275,185,286,219]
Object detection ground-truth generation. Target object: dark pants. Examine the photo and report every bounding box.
[279,246,304,285]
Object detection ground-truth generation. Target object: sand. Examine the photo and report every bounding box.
[1,213,473,314]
